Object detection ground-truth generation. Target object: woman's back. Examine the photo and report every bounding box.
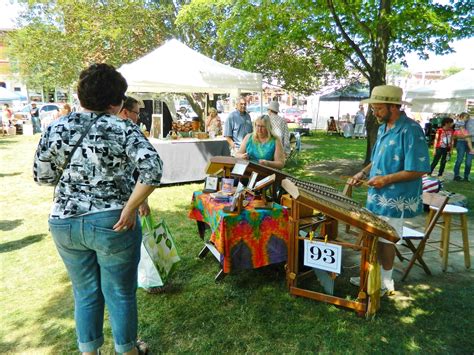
[35,111,162,218]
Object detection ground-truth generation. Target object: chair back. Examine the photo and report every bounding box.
[423,192,449,237]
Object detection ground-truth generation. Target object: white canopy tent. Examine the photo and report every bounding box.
[118,39,262,95]
[406,68,474,113]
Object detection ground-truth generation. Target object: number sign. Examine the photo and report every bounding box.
[303,240,342,273]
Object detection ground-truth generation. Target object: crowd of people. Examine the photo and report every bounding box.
[24,59,471,355]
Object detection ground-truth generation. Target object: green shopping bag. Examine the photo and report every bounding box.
[141,214,180,284]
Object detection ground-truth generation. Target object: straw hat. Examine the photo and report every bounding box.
[361,85,409,105]
[268,101,280,113]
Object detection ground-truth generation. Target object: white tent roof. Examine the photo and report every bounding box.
[118,39,262,94]
[0,87,21,102]
[406,68,474,113]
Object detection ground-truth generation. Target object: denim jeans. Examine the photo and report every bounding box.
[49,209,141,353]
[453,141,473,179]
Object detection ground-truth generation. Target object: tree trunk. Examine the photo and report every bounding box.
[363,0,391,165]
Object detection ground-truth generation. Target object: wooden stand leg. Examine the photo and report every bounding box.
[441,214,452,272]
[460,214,471,269]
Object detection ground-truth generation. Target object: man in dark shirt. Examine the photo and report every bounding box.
[30,103,41,134]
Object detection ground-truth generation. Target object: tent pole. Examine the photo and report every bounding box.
[337,99,341,121]
[315,96,321,129]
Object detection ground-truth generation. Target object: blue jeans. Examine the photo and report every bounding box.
[31,116,41,134]
[49,209,141,353]
[453,141,473,179]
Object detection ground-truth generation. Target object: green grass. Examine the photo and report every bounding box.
[1,132,473,353]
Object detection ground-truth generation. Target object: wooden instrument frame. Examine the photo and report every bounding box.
[286,196,377,317]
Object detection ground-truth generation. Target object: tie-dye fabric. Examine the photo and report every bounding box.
[189,191,289,273]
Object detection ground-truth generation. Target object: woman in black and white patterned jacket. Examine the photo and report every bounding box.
[34,63,162,355]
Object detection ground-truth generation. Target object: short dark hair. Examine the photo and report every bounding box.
[77,63,127,111]
[441,117,454,126]
[121,96,139,112]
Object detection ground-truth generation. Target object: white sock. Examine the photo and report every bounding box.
[381,267,394,291]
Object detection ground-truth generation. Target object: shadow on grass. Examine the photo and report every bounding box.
[0,219,23,231]
[0,172,22,178]
[0,233,46,253]
[0,138,16,147]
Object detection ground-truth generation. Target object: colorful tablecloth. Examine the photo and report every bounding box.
[188,191,289,273]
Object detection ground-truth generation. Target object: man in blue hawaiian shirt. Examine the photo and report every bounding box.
[350,85,430,294]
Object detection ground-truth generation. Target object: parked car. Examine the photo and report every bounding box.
[246,104,268,121]
[14,103,62,121]
[284,107,303,123]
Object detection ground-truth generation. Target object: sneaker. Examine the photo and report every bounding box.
[143,285,168,294]
[136,339,149,355]
[453,176,462,181]
[463,177,471,182]
[350,276,360,287]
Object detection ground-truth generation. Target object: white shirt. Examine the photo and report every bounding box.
[269,112,290,156]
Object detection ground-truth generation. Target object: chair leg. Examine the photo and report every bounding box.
[400,240,431,282]
[395,245,405,262]
[460,214,471,269]
[441,214,452,272]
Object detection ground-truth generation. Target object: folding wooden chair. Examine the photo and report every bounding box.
[287,132,301,162]
[396,192,449,281]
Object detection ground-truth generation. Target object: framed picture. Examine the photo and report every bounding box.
[203,176,219,193]
[221,178,235,193]
[247,172,258,190]
[231,160,249,176]
[254,174,276,191]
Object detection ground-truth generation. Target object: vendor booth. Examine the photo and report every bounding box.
[118,39,262,184]
[406,68,474,113]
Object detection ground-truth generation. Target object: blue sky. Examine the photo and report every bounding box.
[1,0,472,71]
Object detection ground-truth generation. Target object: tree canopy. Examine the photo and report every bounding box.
[7,0,175,89]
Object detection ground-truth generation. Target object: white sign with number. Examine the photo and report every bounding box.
[303,240,342,273]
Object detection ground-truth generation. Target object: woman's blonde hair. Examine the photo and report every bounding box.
[254,114,275,137]
[208,107,218,116]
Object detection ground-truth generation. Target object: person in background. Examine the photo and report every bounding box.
[353,104,366,139]
[235,114,285,169]
[429,116,454,178]
[34,63,163,355]
[119,96,141,125]
[118,96,165,295]
[2,103,13,134]
[205,107,222,137]
[267,100,290,157]
[224,97,253,156]
[453,112,474,182]
[349,85,430,295]
[30,102,41,134]
[327,116,338,133]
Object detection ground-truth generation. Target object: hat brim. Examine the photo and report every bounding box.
[361,97,411,106]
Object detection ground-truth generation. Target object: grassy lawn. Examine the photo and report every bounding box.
[1,132,473,353]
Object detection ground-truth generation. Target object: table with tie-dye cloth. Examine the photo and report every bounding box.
[188,191,289,274]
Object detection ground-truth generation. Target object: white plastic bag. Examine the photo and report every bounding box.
[137,243,164,288]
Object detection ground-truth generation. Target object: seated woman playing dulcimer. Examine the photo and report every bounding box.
[235,114,285,169]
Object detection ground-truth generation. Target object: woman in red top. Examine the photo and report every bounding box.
[430,116,454,177]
